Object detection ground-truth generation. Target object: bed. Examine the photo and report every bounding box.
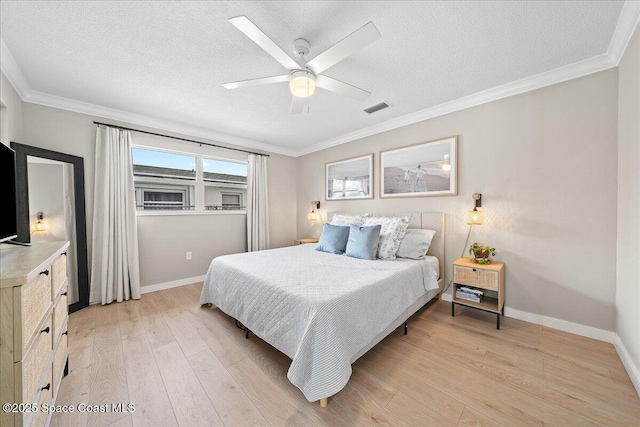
[199,212,445,406]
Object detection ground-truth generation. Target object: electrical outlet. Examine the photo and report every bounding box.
[186,252,192,260]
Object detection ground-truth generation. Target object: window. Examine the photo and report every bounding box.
[135,185,190,210]
[203,157,247,211]
[131,146,247,213]
[132,148,196,181]
[221,192,242,209]
[330,177,369,198]
[132,147,196,211]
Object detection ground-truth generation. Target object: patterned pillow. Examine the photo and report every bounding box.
[329,214,367,227]
[362,216,410,260]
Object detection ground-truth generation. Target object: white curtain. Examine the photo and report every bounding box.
[246,154,270,251]
[89,126,141,304]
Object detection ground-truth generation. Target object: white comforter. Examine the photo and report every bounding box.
[199,244,439,402]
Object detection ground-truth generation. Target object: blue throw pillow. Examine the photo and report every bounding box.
[345,224,382,260]
[316,223,350,254]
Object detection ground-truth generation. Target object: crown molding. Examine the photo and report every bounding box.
[3,0,639,158]
[608,0,640,66]
[24,89,298,157]
[297,53,616,156]
[0,38,297,158]
[297,0,640,157]
[0,38,30,99]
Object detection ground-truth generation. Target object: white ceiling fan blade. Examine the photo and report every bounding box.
[229,16,300,71]
[291,95,306,114]
[222,75,289,89]
[315,75,371,101]
[306,22,381,75]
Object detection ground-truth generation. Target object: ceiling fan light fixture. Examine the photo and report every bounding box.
[290,70,316,98]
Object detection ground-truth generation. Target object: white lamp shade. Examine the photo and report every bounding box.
[308,210,319,222]
[465,209,486,225]
[290,71,316,98]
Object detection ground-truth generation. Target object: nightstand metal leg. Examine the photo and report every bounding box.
[451,302,455,317]
[497,313,500,330]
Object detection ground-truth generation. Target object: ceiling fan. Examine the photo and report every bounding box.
[222,16,381,114]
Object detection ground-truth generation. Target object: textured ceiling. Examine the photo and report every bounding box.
[0,1,625,153]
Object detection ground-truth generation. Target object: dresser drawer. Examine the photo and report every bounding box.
[53,286,68,339]
[51,253,68,300]
[453,265,499,291]
[0,242,70,427]
[18,316,52,405]
[27,367,53,427]
[20,271,53,355]
[53,327,68,390]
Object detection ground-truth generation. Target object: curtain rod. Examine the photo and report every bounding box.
[93,121,269,157]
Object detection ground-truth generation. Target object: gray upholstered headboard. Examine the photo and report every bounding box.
[326,212,446,283]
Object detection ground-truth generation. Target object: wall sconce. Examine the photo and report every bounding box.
[307,201,322,223]
[464,193,486,225]
[33,212,46,232]
[461,193,486,257]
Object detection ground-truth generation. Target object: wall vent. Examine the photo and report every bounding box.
[364,102,389,114]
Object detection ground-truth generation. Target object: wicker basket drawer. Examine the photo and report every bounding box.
[53,287,68,339]
[53,329,68,389]
[52,253,68,300]
[21,271,52,355]
[18,316,52,405]
[453,265,499,291]
[27,367,52,427]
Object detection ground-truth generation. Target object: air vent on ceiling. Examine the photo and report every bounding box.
[364,102,389,114]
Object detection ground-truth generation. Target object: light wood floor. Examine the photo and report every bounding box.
[51,283,640,427]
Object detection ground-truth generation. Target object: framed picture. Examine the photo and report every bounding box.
[380,136,457,198]
[326,154,374,200]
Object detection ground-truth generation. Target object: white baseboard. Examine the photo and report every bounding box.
[139,275,206,294]
[441,293,640,397]
[613,334,640,397]
[503,306,616,343]
[441,293,614,342]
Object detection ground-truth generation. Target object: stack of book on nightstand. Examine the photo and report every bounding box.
[456,286,484,302]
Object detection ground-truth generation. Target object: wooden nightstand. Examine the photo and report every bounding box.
[294,238,319,245]
[452,257,505,329]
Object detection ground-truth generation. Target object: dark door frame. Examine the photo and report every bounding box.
[11,142,89,313]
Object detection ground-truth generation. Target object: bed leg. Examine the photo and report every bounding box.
[201,303,213,308]
[236,320,251,339]
[404,321,408,335]
[320,398,328,408]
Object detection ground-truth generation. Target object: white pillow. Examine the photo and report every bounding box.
[396,229,436,260]
[362,216,409,260]
[329,214,367,227]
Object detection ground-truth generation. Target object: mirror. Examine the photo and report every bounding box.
[12,142,89,313]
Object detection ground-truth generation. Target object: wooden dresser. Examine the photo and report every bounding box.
[0,241,70,427]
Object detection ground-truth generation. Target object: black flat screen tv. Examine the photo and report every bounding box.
[1,143,18,243]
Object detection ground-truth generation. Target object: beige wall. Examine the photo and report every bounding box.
[17,101,297,288]
[297,70,619,331]
[0,72,23,144]
[1,61,627,335]
[616,26,640,385]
